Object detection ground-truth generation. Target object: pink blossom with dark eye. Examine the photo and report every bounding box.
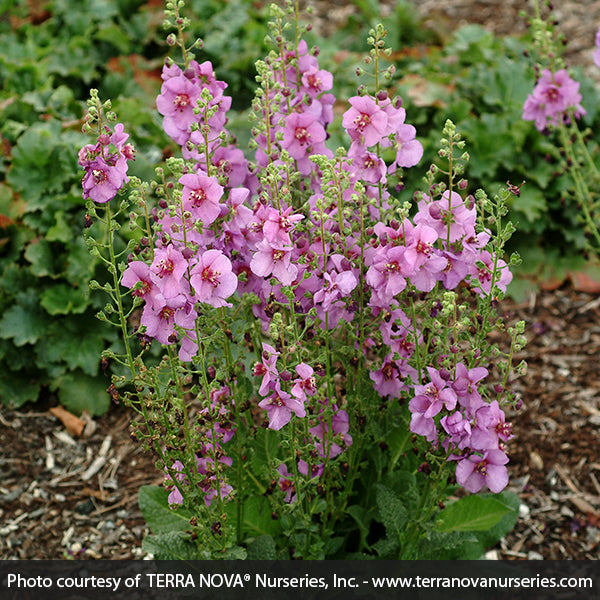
[301,65,333,97]
[348,143,387,184]
[121,260,160,303]
[81,157,125,203]
[263,206,304,245]
[258,382,306,430]
[342,95,388,147]
[255,343,280,396]
[410,366,457,421]
[370,354,406,399]
[277,464,296,503]
[291,362,317,400]
[250,239,298,286]
[471,400,513,450]
[150,245,188,299]
[455,449,509,493]
[522,69,585,131]
[179,172,224,225]
[156,74,202,145]
[189,249,238,308]
[140,294,186,345]
[281,112,326,160]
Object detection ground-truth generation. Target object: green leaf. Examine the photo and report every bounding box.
[436,494,513,533]
[245,534,277,560]
[142,531,201,560]
[375,484,408,539]
[41,284,88,315]
[35,317,104,376]
[0,370,40,409]
[0,293,46,346]
[24,239,60,278]
[138,485,194,535]
[55,371,111,416]
[46,211,73,243]
[236,495,281,538]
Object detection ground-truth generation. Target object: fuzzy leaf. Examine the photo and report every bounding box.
[142,531,201,560]
[376,484,408,539]
[138,485,193,535]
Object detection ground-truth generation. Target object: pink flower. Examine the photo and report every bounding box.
[291,363,317,400]
[258,382,306,430]
[522,69,585,131]
[595,28,600,69]
[81,156,125,204]
[250,239,298,285]
[388,123,423,172]
[121,261,160,302]
[342,95,388,147]
[281,112,327,160]
[189,249,238,307]
[156,74,202,145]
[179,172,224,225]
[150,245,188,299]
[455,449,509,493]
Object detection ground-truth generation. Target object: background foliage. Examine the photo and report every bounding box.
[0,0,595,412]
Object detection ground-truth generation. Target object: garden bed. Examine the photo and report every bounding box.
[1,282,599,560]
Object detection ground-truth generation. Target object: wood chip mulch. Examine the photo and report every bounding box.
[1,283,599,559]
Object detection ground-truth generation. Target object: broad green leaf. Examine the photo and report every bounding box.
[138,485,194,535]
[0,370,40,409]
[46,211,73,243]
[24,239,60,278]
[0,294,46,346]
[55,371,110,416]
[41,284,88,315]
[237,495,282,538]
[436,494,512,533]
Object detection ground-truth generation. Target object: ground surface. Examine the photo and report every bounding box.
[2,0,600,560]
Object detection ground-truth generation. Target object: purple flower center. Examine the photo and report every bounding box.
[544,86,560,102]
[190,188,207,206]
[416,240,432,256]
[159,306,175,321]
[475,459,488,476]
[156,258,174,277]
[174,93,191,111]
[92,169,108,184]
[294,127,311,145]
[353,113,371,130]
[202,266,221,287]
[133,280,151,297]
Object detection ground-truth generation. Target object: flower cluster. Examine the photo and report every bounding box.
[79,123,135,203]
[82,10,521,523]
[409,365,512,493]
[522,68,585,132]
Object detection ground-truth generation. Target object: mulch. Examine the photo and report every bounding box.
[1,282,600,560]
